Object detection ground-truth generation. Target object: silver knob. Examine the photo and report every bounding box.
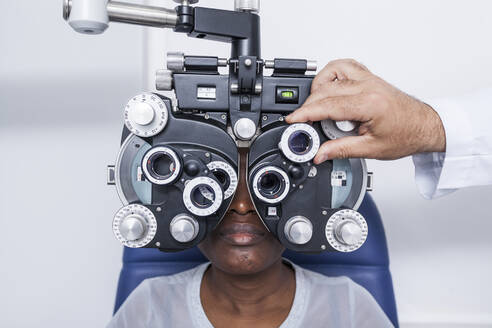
[124,93,169,137]
[233,118,257,141]
[167,52,185,72]
[335,121,357,133]
[113,204,158,248]
[325,209,368,252]
[235,0,260,13]
[284,216,313,245]
[120,215,146,241]
[336,221,363,246]
[170,214,199,243]
[156,70,173,91]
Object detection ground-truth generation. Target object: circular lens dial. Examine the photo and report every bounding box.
[279,124,320,163]
[321,119,359,140]
[252,166,290,204]
[113,204,157,248]
[124,93,169,137]
[183,177,224,217]
[142,146,181,185]
[207,161,238,199]
[325,209,368,252]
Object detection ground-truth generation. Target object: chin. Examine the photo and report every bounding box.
[198,236,285,276]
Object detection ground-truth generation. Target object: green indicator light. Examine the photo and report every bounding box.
[282,91,294,98]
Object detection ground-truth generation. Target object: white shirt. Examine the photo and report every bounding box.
[107,261,393,328]
[413,87,492,199]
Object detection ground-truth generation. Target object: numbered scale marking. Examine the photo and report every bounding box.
[325,209,368,253]
[124,93,169,137]
[113,204,158,248]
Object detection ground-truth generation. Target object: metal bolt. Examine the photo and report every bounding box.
[299,185,304,190]
[221,114,227,120]
[218,58,228,67]
[308,166,318,178]
[321,245,327,250]
[205,152,210,158]
[279,116,285,122]
[204,170,208,174]
[244,58,252,67]
[156,207,162,212]
[204,113,210,120]
[292,184,296,188]
[262,115,268,121]
[255,83,262,94]
[322,210,328,216]
[156,242,161,247]
[283,161,287,166]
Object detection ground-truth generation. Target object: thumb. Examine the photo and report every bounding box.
[314,136,373,164]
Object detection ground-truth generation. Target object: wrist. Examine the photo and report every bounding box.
[420,102,446,153]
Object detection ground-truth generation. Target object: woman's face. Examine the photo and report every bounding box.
[198,148,285,275]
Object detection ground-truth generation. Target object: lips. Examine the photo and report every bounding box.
[218,217,267,246]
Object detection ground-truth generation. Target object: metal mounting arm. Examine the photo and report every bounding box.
[63,0,261,57]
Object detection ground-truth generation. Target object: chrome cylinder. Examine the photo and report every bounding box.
[107,1,178,28]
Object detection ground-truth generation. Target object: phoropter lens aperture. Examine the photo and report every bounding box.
[183,177,224,217]
[191,185,216,209]
[279,123,320,163]
[252,166,291,204]
[142,146,181,185]
[150,153,176,179]
[259,172,282,197]
[288,131,312,155]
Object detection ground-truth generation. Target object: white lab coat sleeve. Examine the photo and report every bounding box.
[412,87,492,199]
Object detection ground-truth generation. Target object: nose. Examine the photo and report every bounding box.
[229,149,256,215]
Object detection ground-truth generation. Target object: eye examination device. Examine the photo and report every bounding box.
[64,0,373,253]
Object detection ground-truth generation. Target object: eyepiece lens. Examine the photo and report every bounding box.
[191,185,216,209]
[258,171,285,199]
[213,169,230,191]
[151,153,175,179]
[288,131,312,155]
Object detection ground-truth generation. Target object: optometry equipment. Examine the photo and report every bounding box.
[64,0,373,253]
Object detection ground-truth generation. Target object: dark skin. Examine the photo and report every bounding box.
[198,148,296,328]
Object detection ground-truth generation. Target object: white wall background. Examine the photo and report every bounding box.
[1,0,491,327]
[0,1,144,327]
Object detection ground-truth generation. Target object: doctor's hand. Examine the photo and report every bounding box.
[285,59,446,164]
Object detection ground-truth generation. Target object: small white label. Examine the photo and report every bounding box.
[268,207,277,216]
[197,87,216,100]
[331,171,347,187]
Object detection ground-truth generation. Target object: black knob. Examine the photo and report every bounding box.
[289,165,304,180]
[184,160,200,177]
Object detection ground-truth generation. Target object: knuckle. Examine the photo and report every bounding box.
[366,91,389,109]
[335,144,350,159]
